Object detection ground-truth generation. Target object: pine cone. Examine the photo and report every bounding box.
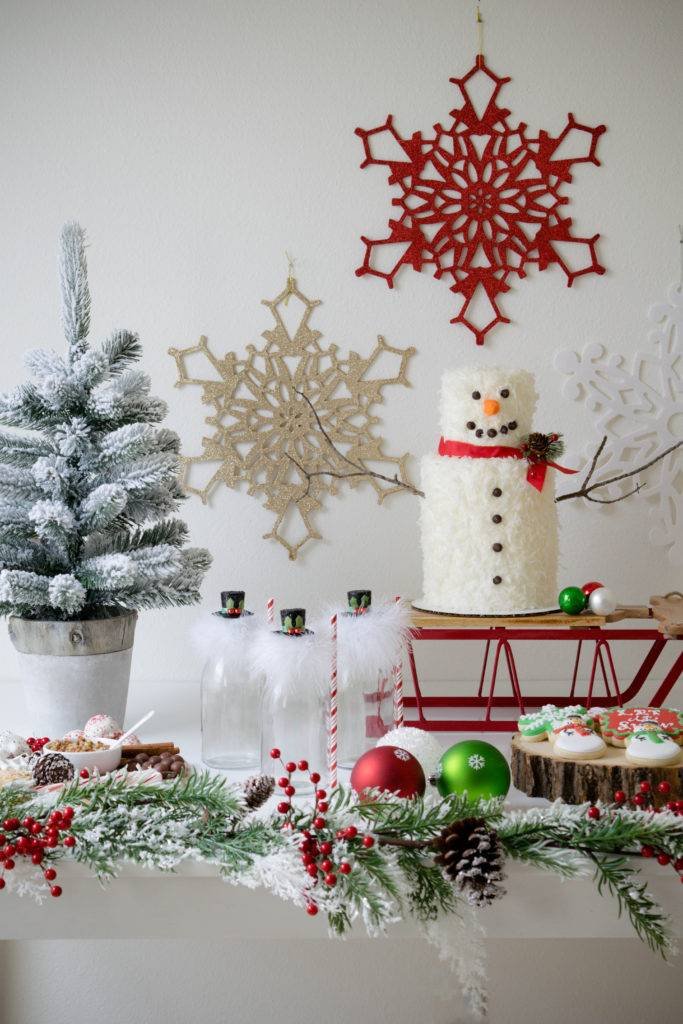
[525,432,552,458]
[433,817,506,907]
[243,774,275,810]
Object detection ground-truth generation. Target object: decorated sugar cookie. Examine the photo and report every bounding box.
[552,721,607,760]
[518,704,592,743]
[624,722,682,767]
[598,707,683,747]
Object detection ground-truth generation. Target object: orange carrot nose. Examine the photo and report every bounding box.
[483,398,500,416]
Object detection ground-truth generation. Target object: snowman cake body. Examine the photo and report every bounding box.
[418,367,559,615]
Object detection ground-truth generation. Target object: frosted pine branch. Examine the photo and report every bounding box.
[59,222,91,359]
[101,330,142,373]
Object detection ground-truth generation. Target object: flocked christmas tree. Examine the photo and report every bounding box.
[0,223,211,620]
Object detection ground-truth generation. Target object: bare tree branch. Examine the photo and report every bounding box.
[556,439,681,504]
[286,389,425,500]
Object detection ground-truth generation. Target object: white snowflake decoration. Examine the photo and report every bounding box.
[393,748,411,761]
[554,282,683,563]
[468,754,486,771]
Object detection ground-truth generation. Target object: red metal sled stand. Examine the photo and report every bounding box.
[403,609,681,733]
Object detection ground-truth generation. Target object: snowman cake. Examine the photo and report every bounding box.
[417,367,560,614]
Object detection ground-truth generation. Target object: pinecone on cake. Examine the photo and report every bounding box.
[243,774,275,810]
[521,432,564,462]
[433,817,507,906]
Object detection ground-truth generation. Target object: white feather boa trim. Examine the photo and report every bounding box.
[248,626,332,708]
[190,614,259,674]
[313,600,412,691]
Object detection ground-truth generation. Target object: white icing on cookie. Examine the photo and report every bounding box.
[553,727,607,759]
[625,731,681,766]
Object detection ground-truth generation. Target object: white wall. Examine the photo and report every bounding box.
[0,0,681,692]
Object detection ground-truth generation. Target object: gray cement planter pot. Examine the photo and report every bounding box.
[8,611,138,737]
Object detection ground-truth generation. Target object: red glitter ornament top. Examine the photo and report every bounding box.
[355,56,606,345]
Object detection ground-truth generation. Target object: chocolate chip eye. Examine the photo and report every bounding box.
[472,390,481,400]
[500,388,509,398]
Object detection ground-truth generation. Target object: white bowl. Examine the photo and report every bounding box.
[43,736,122,776]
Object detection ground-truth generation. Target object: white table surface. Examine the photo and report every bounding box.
[1,680,681,944]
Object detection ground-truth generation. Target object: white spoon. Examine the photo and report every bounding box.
[110,710,155,747]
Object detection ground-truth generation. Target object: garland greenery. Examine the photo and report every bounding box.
[1,772,680,961]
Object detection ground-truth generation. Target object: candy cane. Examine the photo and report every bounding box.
[328,612,338,789]
[392,595,404,727]
[266,597,275,626]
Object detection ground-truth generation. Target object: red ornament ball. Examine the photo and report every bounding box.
[613,790,626,804]
[581,581,604,597]
[587,806,601,820]
[656,781,671,796]
[350,746,426,800]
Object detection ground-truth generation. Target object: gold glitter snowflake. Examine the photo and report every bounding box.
[168,279,416,559]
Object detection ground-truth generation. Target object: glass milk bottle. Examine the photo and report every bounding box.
[339,671,394,767]
[201,591,262,770]
[260,608,327,794]
[337,591,396,767]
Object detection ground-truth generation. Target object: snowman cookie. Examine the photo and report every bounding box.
[517,704,593,742]
[597,707,683,748]
[551,718,607,760]
[625,722,681,767]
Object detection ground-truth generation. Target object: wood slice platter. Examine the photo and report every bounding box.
[511,733,683,803]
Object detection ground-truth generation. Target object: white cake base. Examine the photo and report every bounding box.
[412,599,561,617]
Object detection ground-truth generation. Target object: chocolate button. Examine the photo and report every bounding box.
[466,421,475,430]
[475,429,484,438]
[508,420,517,430]
[492,543,503,552]
[500,425,508,434]
[492,576,502,584]
[487,428,497,438]
[492,514,502,524]
[492,487,502,497]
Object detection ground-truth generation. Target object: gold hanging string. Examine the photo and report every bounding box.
[284,251,296,304]
[476,4,484,64]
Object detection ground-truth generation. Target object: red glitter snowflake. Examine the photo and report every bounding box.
[355,56,606,345]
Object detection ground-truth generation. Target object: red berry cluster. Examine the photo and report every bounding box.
[0,807,76,897]
[611,780,683,882]
[269,748,375,917]
[26,736,50,754]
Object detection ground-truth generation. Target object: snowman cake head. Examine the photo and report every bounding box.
[439,366,537,445]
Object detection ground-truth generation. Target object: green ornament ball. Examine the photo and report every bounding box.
[434,740,511,801]
[558,586,587,616]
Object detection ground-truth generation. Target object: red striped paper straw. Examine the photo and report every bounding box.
[328,612,338,788]
[392,596,404,727]
[266,597,275,626]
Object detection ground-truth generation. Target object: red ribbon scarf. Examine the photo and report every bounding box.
[437,438,578,493]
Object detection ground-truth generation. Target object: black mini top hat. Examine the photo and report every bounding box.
[280,608,308,635]
[220,591,246,617]
[347,590,371,614]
